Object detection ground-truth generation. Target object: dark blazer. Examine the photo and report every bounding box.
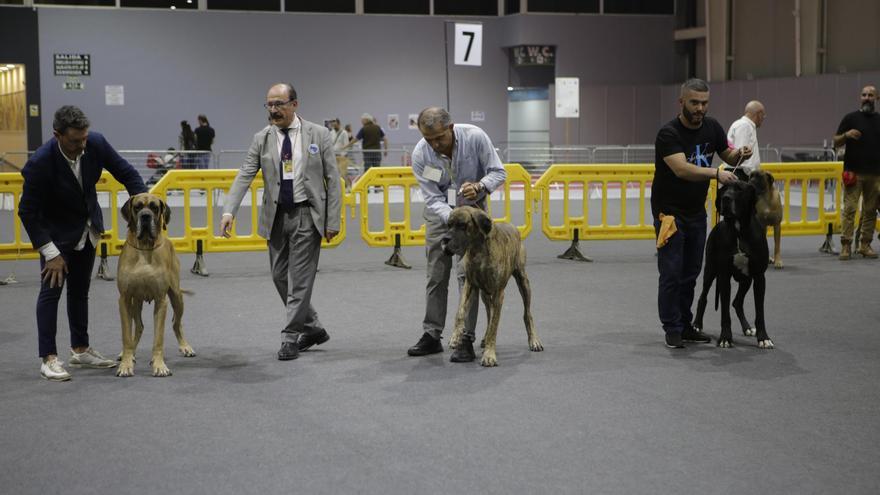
[19,131,147,251]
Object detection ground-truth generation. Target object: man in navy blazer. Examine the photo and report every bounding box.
[19,106,147,381]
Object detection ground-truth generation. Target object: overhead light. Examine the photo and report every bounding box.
[507,86,514,91]
[5,64,13,68]
[187,0,192,3]
[171,6,176,9]
[0,68,8,72]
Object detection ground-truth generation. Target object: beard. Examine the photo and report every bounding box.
[860,100,875,113]
[682,105,705,126]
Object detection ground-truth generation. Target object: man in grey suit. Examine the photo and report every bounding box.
[220,82,341,361]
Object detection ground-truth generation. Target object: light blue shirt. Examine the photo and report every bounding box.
[412,124,506,223]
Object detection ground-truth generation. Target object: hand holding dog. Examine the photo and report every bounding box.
[459,181,482,200]
[325,229,338,242]
[41,256,67,288]
[717,169,738,185]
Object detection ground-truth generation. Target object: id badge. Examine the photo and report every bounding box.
[282,159,294,180]
[422,165,442,183]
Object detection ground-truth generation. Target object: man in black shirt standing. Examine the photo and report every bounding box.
[193,114,215,169]
[652,78,748,349]
[833,85,879,260]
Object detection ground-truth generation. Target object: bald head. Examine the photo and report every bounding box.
[744,100,766,128]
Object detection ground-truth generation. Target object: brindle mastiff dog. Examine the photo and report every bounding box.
[752,170,784,269]
[441,206,543,366]
[116,193,195,377]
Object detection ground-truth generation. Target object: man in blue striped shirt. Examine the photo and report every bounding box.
[407,107,507,362]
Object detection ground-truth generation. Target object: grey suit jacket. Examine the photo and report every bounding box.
[224,117,342,239]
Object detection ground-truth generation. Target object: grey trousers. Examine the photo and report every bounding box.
[268,204,324,343]
[423,211,479,342]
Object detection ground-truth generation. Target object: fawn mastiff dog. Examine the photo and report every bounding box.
[752,169,784,269]
[117,193,195,377]
[441,206,543,366]
[693,180,774,349]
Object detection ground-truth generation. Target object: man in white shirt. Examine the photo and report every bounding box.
[727,100,766,179]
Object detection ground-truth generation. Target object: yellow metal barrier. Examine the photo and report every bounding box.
[534,164,657,243]
[0,170,349,262]
[533,162,856,260]
[0,170,132,261]
[350,164,534,247]
[349,164,534,267]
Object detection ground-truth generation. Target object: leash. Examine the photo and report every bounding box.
[714,149,747,225]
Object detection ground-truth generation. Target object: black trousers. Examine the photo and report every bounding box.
[37,240,95,358]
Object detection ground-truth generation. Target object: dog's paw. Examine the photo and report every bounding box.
[116,361,134,377]
[757,339,774,349]
[480,351,498,367]
[179,345,196,357]
[717,339,734,348]
[773,258,784,269]
[529,337,544,352]
[152,362,172,377]
[743,327,757,337]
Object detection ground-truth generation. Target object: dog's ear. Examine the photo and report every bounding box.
[765,171,775,188]
[120,197,134,229]
[475,210,493,236]
[161,199,170,229]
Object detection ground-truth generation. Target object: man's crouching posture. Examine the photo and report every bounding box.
[406,107,507,362]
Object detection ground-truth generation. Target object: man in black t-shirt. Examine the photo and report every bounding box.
[652,78,748,349]
[833,85,879,260]
[193,114,215,170]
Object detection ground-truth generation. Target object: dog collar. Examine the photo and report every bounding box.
[125,238,164,251]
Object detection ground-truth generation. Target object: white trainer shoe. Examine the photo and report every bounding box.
[69,347,117,369]
[41,357,71,381]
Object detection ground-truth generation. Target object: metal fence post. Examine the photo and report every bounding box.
[191,239,209,276]
[385,234,411,269]
[557,228,592,262]
[95,242,115,281]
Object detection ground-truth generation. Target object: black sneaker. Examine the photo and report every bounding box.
[407,332,443,356]
[682,327,711,343]
[665,332,685,349]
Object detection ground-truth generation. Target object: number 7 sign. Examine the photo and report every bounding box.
[454,23,482,66]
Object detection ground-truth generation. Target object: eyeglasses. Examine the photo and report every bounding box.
[263,99,294,110]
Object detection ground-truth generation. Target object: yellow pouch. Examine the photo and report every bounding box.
[656,214,677,248]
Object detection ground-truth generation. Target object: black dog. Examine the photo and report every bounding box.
[693,178,774,349]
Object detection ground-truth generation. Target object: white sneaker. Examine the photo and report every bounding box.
[69,347,117,369]
[40,357,71,381]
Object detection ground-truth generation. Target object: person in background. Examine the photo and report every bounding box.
[193,114,215,169]
[179,120,196,169]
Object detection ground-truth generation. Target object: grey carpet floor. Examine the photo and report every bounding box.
[1,224,878,494]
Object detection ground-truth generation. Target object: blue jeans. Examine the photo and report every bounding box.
[654,214,706,335]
